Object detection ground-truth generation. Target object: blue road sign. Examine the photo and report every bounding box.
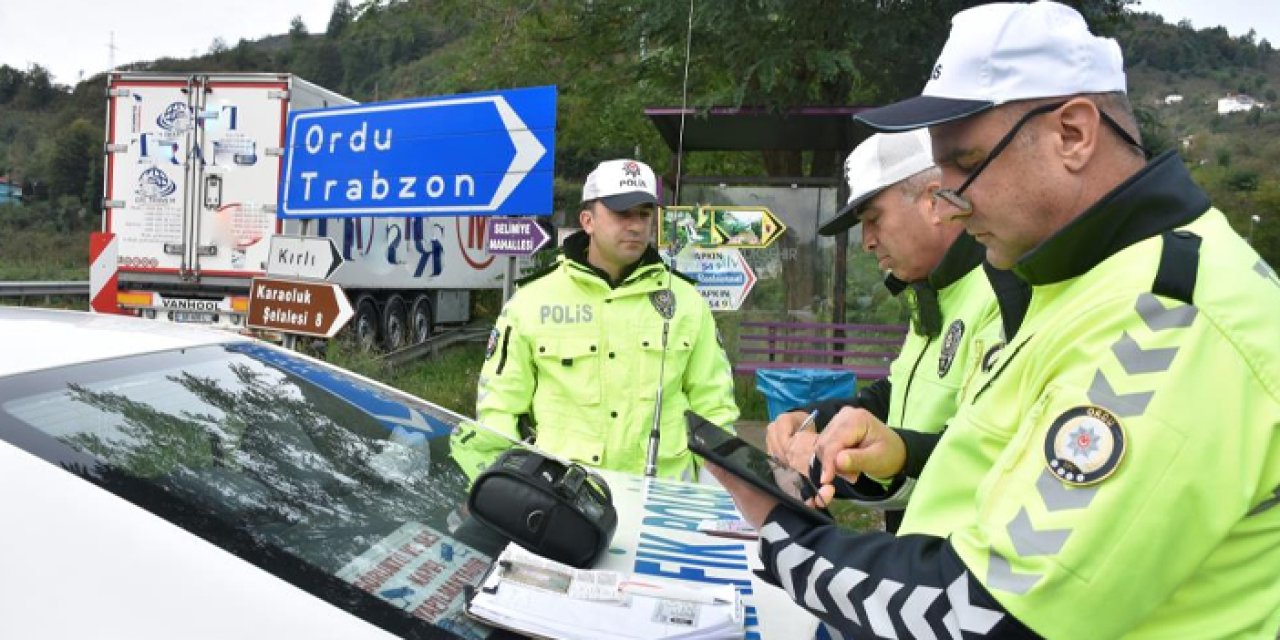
[279,86,556,218]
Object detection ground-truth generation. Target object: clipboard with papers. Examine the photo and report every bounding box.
[466,542,745,639]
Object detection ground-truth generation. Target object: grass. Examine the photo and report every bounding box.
[0,227,89,280]
[323,338,486,418]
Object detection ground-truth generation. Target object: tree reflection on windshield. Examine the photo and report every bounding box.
[2,345,499,637]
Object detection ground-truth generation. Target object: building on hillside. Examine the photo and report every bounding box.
[1218,93,1266,115]
[1164,94,1184,105]
[0,177,22,205]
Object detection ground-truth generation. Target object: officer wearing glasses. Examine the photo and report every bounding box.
[764,130,1026,534]
[708,2,1280,637]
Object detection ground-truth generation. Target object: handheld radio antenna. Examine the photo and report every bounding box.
[645,0,697,479]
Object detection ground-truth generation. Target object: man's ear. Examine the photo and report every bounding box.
[920,182,945,225]
[1055,98,1101,173]
[579,206,594,232]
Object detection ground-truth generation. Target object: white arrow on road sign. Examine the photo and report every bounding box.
[486,217,551,256]
[279,86,556,218]
[248,277,354,338]
[266,235,344,280]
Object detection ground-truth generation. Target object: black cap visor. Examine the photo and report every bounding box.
[855,96,995,132]
[598,191,659,213]
[818,186,888,237]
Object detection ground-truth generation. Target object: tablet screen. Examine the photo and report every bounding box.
[687,412,833,526]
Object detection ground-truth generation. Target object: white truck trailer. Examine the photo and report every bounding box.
[102,72,509,349]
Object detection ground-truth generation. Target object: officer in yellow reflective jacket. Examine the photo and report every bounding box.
[454,159,739,482]
[710,3,1280,638]
[764,129,1025,533]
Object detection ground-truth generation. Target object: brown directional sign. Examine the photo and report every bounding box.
[247,277,354,338]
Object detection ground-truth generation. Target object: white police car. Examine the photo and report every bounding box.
[0,307,508,639]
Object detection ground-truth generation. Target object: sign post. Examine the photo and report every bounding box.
[278,86,557,219]
[673,248,758,311]
[659,205,786,249]
[266,235,344,280]
[485,218,551,256]
[247,277,354,338]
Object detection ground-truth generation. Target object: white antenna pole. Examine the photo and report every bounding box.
[672,0,695,206]
[107,31,118,73]
[644,0,697,479]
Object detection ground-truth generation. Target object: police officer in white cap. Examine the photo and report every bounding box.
[709,2,1280,637]
[457,159,739,482]
[764,129,1025,533]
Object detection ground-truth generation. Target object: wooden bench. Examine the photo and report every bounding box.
[733,320,908,381]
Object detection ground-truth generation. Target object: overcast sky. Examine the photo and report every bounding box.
[1,0,1277,87]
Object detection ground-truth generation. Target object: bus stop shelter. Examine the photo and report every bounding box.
[644,105,875,323]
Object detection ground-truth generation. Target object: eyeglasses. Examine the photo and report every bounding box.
[933,101,1148,215]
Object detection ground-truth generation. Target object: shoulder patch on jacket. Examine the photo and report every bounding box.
[1044,405,1125,486]
[938,319,965,377]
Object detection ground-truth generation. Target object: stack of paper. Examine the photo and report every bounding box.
[467,543,744,640]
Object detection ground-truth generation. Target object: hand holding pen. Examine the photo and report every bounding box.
[765,409,822,472]
[795,409,819,435]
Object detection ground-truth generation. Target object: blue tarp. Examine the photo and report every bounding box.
[755,368,856,421]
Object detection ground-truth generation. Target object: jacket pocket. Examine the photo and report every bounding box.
[532,336,602,405]
[635,331,694,400]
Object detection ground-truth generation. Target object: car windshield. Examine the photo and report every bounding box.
[0,341,507,639]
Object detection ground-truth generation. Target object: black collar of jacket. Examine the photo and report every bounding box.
[562,229,667,288]
[881,231,985,296]
[1012,151,1210,286]
[929,232,986,290]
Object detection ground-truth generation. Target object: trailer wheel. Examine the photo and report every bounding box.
[409,294,433,344]
[382,295,409,352]
[352,296,380,352]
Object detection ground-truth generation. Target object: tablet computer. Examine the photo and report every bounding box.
[686,411,833,527]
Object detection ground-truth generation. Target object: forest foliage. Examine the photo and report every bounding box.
[1,0,1278,266]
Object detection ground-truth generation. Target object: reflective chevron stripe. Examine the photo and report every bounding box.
[1134,292,1197,330]
[901,585,942,640]
[1007,507,1070,556]
[1036,468,1098,511]
[945,572,1005,633]
[1111,332,1178,374]
[775,538,815,599]
[804,557,833,613]
[827,567,868,626]
[1253,259,1280,287]
[864,579,904,638]
[759,522,1007,636]
[1088,370,1153,417]
[986,550,1040,594]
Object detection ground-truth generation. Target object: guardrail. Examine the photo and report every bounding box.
[382,323,493,366]
[0,281,90,298]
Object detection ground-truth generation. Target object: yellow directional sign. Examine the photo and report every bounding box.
[658,206,711,249]
[705,206,786,249]
[659,205,786,249]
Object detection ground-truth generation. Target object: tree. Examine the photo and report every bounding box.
[289,15,309,41]
[47,118,100,208]
[427,0,1135,313]
[327,0,355,38]
[13,65,57,110]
